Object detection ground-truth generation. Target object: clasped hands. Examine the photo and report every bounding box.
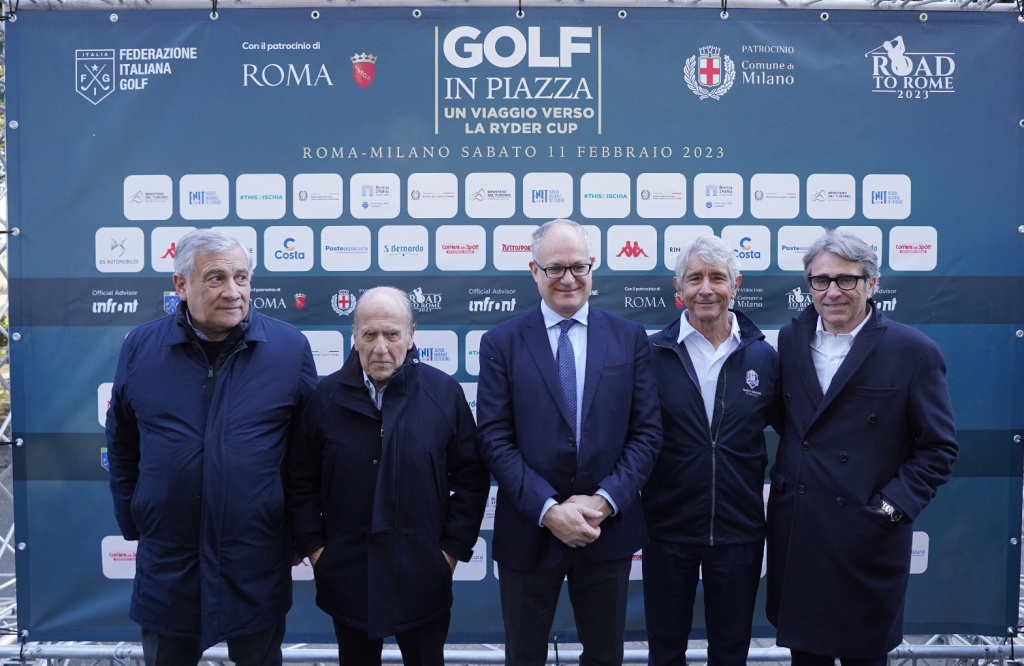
[542,495,612,548]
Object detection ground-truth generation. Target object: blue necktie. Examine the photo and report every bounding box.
[556,319,577,438]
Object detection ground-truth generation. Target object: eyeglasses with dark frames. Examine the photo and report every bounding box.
[807,274,869,291]
[537,263,594,279]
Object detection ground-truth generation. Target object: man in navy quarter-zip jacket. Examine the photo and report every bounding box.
[643,235,781,666]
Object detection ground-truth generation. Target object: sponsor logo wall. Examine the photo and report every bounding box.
[7,6,1020,644]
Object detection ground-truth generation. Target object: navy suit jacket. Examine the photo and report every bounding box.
[476,304,662,571]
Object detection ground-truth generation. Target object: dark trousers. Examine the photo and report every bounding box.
[790,649,889,666]
[642,539,764,666]
[332,613,450,666]
[140,620,285,666]
[498,550,631,666]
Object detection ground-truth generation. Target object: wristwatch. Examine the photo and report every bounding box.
[880,499,903,523]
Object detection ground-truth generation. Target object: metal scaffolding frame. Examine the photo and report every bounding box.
[0,0,1020,662]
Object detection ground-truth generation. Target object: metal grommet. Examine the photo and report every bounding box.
[412,8,422,18]
[618,9,627,18]
[515,9,525,18]
[210,11,219,20]
[820,11,829,20]
[720,10,729,18]
[919,12,928,21]
[311,10,320,19]
[9,120,18,130]
[110,13,119,22]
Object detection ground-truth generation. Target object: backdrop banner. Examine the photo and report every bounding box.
[6,5,1022,643]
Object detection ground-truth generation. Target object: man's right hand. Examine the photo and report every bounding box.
[542,503,603,548]
[308,547,324,567]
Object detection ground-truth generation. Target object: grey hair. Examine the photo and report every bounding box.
[803,229,881,292]
[173,229,253,281]
[531,219,592,265]
[352,286,416,334]
[674,236,741,285]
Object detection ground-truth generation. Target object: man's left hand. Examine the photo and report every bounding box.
[443,550,457,572]
[564,494,612,528]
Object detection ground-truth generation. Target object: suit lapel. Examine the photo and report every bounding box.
[580,309,609,429]
[792,308,825,408]
[814,309,885,418]
[522,307,576,431]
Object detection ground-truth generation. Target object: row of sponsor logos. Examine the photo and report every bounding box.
[93,527,935,580]
[100,506,929,580]
[96,223,939,274]
[124,172,912,222]
[92,284,900,374]
[80,33,953,107]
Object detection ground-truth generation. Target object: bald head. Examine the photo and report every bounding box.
[353,287,417,390]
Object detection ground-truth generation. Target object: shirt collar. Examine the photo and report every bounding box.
[540,299,589,329]
[677,309,740,345]
[815,306,873,341]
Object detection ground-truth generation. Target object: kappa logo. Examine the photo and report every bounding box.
[616,241,649,258]
[77,49,116,104]
[351,53,377,89]
[684,46,735,101]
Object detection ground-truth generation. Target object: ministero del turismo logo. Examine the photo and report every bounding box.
[865,36,955,99]
[684,46,736,100]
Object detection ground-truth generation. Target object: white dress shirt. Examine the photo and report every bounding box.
[537,300,617,523]
[677,310,742,426]
[810,309,872,394]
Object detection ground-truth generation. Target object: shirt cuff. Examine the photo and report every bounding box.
[596,489,618,516]
[539,498,558,526]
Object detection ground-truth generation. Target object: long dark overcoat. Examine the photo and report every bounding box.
[287,347,488,639]
[106,307,318,649]
[766,303,957,658]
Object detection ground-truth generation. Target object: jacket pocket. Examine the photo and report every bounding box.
[853,386,897,399]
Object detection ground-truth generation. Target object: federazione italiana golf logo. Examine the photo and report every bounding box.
[77,49,116,104]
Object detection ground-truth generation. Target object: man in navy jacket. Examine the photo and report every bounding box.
[766,229,958,665]
[106,229,318,665]
[287,286,489,666]
[476,219,662,666]
[643,236,780,666]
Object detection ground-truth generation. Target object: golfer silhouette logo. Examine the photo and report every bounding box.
[882,36,913,76]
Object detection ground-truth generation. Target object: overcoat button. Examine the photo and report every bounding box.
[797,484,806,494]
[836,497,846,507]
[869,414,878,425]
[785,394,792,403]
[801,441,810,451]
[838,452,849,462]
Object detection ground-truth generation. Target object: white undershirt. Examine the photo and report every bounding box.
[810,310,872,393]
[677,311,741,426]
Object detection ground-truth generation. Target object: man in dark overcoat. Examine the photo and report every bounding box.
[766,229,958,666]
[107,229,318,665]
[287,286,489,666]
